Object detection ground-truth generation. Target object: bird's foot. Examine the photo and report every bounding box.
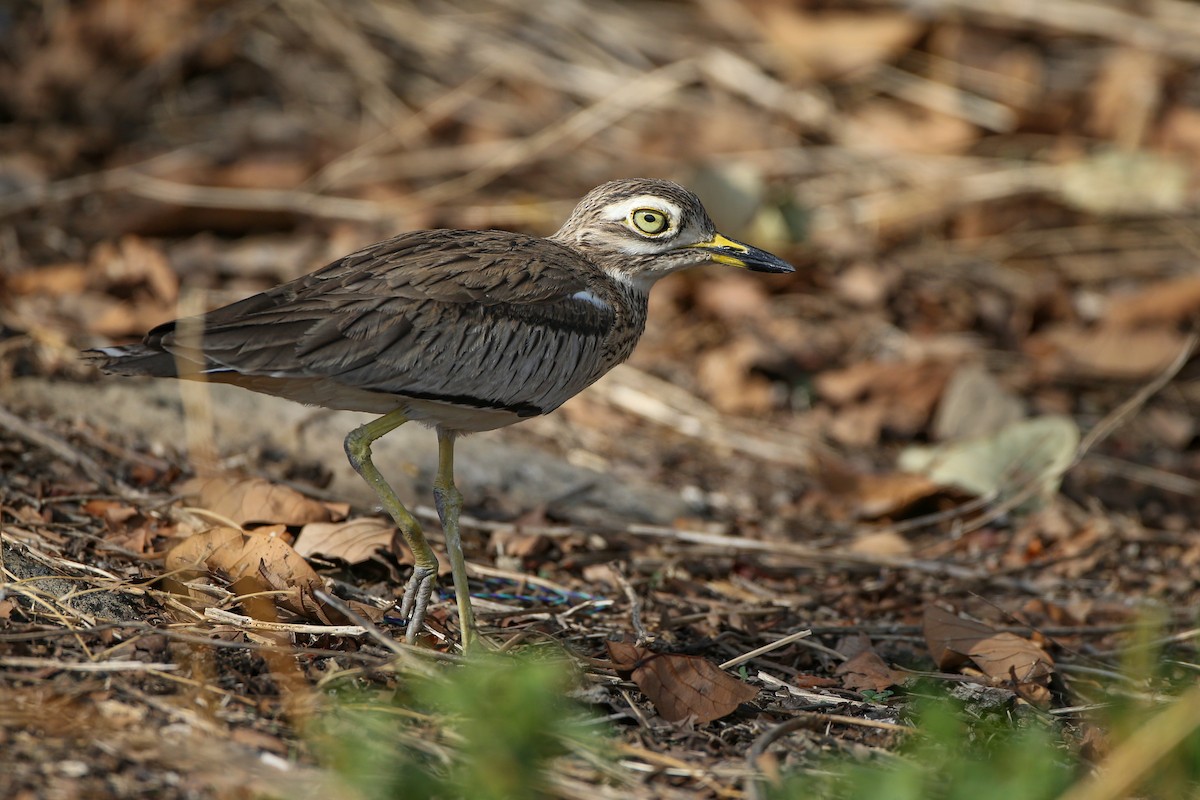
[398,564,438,643]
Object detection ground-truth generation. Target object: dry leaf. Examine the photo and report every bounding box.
[932,364,1025,442]
[844,102,980,156]
[836,649,905,693]
[923,606,1054,685]
[1088,47,1163,149]
[847,472,943,520]
[607,641,758,724]
[968,632,1055,684]
[1030,325,1187,380]
[490,528,552,560]
[924,605,999,671]
[1057,151,1188,215]
[6,263,90,296]
[1106,275,1200,329]
[899,415,1078,511]
[164,526,323,615]
[295,518,394,564]
[817,360,951,445]
[696,338,776,414]
[757,9,921,81]
[88,235,178,304]
[181,475,336,527]
[848,529,912,557]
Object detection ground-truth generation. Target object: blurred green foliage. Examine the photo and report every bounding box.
[313,651,603,800]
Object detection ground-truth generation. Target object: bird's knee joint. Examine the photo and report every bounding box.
[344,429,370,467]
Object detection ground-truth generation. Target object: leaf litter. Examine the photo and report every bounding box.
[2,0,1200,798]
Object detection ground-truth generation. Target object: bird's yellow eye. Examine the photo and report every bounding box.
[631,208,670,235]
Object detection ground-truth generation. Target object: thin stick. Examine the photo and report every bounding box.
[719,630,814,671]
[204,607,367,637]
[0,656,178,672]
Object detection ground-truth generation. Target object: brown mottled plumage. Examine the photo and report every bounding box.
[87,178,793,649]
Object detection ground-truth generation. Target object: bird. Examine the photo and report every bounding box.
[87,178,794,650]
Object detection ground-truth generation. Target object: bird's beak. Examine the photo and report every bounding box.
[688,233,794,274]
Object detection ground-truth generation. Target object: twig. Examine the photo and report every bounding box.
[314,589,464,665]
[0,656,178,672]
[623,523,1036,590]
[203,607,368,637]
[719,629,813,671]
[125,173,393,221]
[612,566,650,646]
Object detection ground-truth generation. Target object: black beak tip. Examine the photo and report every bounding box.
[745,250,796,274]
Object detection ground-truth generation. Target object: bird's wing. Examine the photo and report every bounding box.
[150,230,617,414]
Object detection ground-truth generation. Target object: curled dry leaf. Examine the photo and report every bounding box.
[181,475,338,527]
[607,640,758,724]
[923,605,1054,686]
[294,517,394,564]
[898,415,1078,511]
[164,526,323,616]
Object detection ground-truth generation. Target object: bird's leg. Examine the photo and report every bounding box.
[433,428,478,651]
[344,409,437,644]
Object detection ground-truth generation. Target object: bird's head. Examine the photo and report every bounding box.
[550,178,794,290]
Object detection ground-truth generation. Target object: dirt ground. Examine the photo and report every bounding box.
[2,1,1200,798]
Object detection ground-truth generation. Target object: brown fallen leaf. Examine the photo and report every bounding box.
[607,640,758,724]
[923,605,997,671]
[1106,274,1200,329]
[836,649,905,693]
[923,606,1054,686]
[490,528,552,560]
[816,360,952,445]
[164,526,323,616]
[833,634,907,693]
[968,632,1055,684]
[294,518,394,564]
[88,236,179,304]
[6,262,90,296]
[848,530,912,557]
[1029,325,1186,380]
[756,9,921,81]
[181,475,337,527]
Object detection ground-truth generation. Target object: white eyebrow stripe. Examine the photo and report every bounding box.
[569,289,610,310]
[600,195,683,224]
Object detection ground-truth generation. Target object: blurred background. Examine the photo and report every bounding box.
[3,0,1200,526]
[5,3,1200,796]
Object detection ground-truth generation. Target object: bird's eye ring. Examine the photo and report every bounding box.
[630,208,670,235]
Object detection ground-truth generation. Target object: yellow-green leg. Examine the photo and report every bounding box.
[433,428,478,650]
[344,409,437,644]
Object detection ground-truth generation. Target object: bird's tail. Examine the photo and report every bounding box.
[82,345,181,378]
